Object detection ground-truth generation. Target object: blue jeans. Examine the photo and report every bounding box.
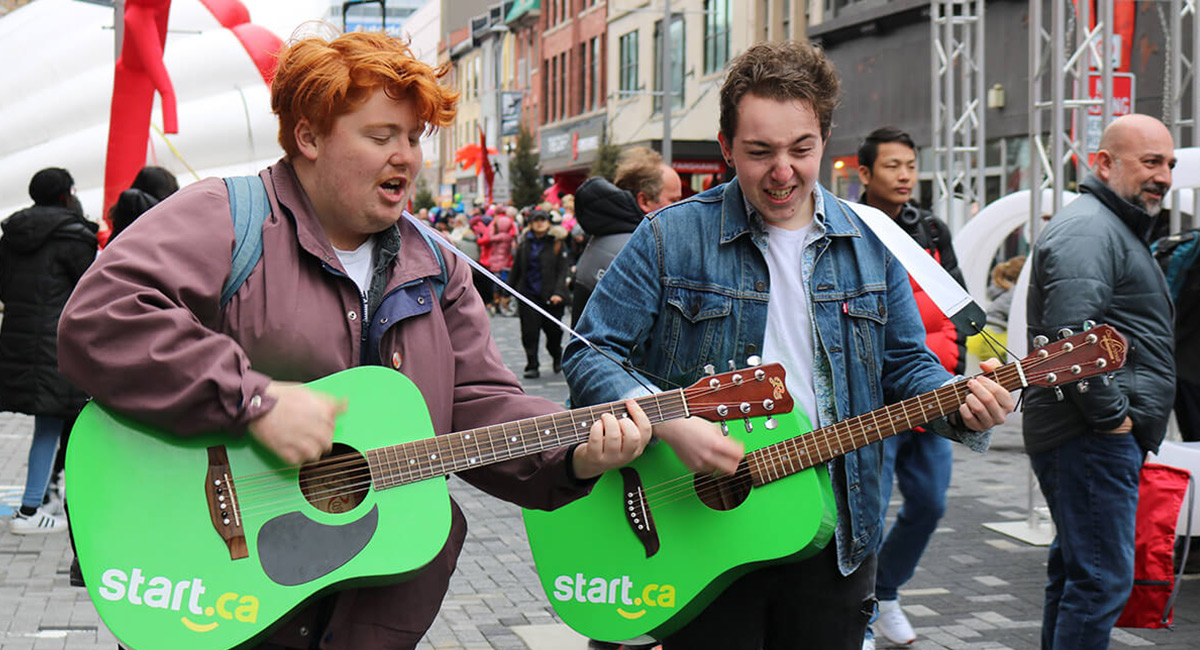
[875,430,953,601]
[1029,432,1142,650]
[21,415,63,510]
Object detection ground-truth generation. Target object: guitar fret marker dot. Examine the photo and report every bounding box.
[430,454,437,460]
[510,436,518,442]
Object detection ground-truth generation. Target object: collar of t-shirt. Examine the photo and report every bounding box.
[334,236,377,305]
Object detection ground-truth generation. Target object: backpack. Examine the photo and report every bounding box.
[219,176,447,308]
[1152,229,1200,302]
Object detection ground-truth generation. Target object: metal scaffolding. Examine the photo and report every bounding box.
[931,0,987,235]
[1028,0,1196,236]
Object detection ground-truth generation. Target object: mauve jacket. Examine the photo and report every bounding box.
[58,161,591,649]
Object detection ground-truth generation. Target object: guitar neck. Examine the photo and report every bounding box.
[365,390,688,489]
[746,363,1026,487]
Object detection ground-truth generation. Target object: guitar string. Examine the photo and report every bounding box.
[631,356,1080,512]
[233,350,1091,518]
[229,375,752,492]
[230,382,753,516]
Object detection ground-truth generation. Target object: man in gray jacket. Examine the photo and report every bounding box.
[1025,113,1176,649]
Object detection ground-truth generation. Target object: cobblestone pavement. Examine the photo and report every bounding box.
[1,311,1198,649]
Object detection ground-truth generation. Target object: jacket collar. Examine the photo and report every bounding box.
[718,178,862,245]
[1079,173,1158,244]
[265,159,440,288]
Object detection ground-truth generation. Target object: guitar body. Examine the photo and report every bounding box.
[523,410,836,643]
[66,367,451,650]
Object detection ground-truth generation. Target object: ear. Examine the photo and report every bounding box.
[857,165,871,187]
[1093,149,1114,183]
[717,132,734,168]
[636,191,655,214]
[294,119,320,162]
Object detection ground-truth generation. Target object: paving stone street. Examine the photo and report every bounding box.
[1,311,1198,649]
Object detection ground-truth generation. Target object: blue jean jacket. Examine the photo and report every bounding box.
[563,180,984,574]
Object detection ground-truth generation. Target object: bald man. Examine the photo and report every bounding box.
[1024,114,1177,649]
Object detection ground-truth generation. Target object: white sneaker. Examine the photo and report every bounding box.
[862,633,876,650]
[10,505,68,535]
[876,599,916,645]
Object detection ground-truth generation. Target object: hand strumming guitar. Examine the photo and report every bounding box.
[248,381,347,465]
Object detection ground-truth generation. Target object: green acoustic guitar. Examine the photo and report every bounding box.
[66,363,788,650]
[523,325,1129,643]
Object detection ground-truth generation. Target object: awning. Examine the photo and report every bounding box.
[505,0,539,23]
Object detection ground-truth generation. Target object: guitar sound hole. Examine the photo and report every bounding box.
[694,463,753,511]
[298,443,370,514]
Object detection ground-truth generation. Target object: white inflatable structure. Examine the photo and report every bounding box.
[0,0,328,222]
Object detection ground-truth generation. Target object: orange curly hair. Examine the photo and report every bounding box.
[271,31,459,160]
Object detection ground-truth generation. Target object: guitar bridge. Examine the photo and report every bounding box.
[205,446,248,560]
[620,468,659,558]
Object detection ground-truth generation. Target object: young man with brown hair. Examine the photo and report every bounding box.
[563,40,1013,649]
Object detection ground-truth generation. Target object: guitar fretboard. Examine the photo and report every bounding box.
[747,365,1024,487]
[365,390,688,489]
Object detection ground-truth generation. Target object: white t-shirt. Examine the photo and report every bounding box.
[761,222,818,427]
[335,237,376,310]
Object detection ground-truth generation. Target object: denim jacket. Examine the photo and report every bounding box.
[563,179,986,574]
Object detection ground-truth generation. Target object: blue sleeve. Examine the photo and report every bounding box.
[562,218,662,406]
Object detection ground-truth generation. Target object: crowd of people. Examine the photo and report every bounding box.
[0,26,1194,650]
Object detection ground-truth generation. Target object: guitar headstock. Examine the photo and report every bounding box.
[682,363,793,421]
[1016,324,1127,388]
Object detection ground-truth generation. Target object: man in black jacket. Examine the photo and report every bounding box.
[1,167,98,534]
[1025,114,1176,649]
[571,147,681,327]
[857,127,968,647]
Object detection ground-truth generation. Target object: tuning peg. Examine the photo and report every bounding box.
[1077,379,1090,394]
[703,364,716,376]
[744,418,753,433]
[1054,386,1065,401]
[727,360,737,371]
[1057,328,1074,340]
[1102,373,1113,386]
[720,421,729,436]
[1082,320,1096,331]
[746,355,762,367]
[1033,335,1049,348]
[764,417,779,430]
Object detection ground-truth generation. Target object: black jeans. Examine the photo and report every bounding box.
[518,299,565,369]
[661,543,876,650]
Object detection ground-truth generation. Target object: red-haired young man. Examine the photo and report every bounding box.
[59,31,649,650]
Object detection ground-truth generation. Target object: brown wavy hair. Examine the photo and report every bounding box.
[719,40,841,143]
[271,31,459,159]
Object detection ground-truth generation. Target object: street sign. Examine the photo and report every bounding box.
[1086,73,1134,161]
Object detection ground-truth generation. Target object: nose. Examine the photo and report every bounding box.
[1155,163,1172,190]
[770,155,792,183]
[390,140,419,169]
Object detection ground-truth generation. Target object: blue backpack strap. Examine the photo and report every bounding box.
[409,217,448,302]
[220,176,270,309]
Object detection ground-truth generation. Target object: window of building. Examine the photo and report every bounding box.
[619,30,639,96]
[592,37,602,110]
[703,0,730,75]
[547,57,556,122]
[782,0,792,39]
[559,51,568,121]
[579,42,589,115]
[653,14,685,114]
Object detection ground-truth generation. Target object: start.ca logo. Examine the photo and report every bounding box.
[98,567,260,633]
[552,573,676,620]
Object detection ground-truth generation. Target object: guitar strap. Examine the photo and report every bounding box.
[823,187,985,334]
[401,211,660,394]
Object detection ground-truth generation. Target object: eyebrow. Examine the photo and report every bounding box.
[742,134,819,149]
